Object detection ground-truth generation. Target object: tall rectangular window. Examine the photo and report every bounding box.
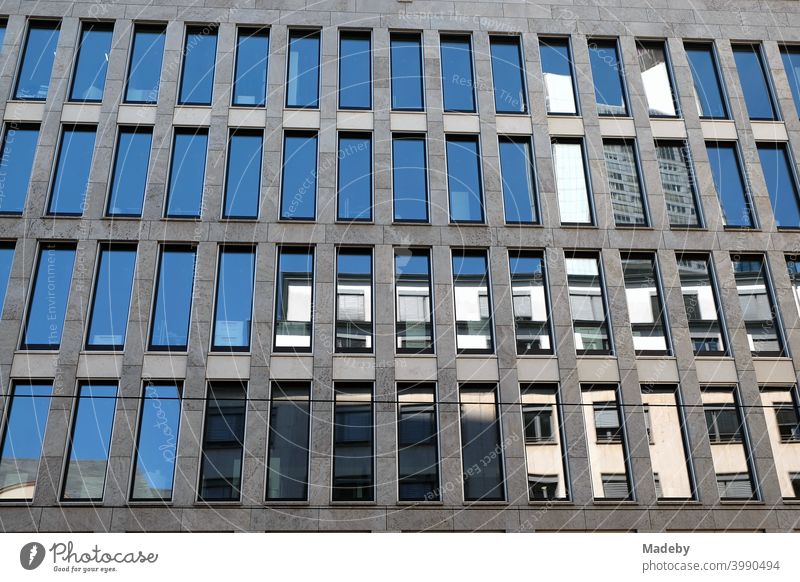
[130,382,181,501]
[706,142,754,228]
[335,248,373,352]
[499,136,537,224]
[603,140,648,226]
[731,255,784,356]
[86,244,137,350]
[636,40,678,117]
[149,246,196,351]
[266,382,311,501]
[509,251,551,355]
[452,250,493,353]
[685,43,729,119]
[787,257,800,316]
[124,25,166,104]
[0,382,52,501]
[588,39,628,116]
[539,38,577,115]
[446,135,484,223]
[332,383,374,502]
[165,128,208,218]
[14,21,59,100]
[339,31,371,110]
[521,384,569,501]
[390,33,424,111]
[677,254,727,355]
[757,143,800,229]
[552,140,593,225]
[62,382,117,501]
[69,22,113,102]
[760,387,800,499]
[780,45,800,119]
[232,28,268,107]
[286,30,320,108]
[199,382,246,501]
[0,243,14,316]
[0,123,39,214]
[395,249,433,354]
[397,382,440,501]
[106,127,152,217]
[178,25,218,105]
[621,254,669,355]
[274,247,314,352]
[656,141,701,227]
[47,125,97,216]
[0,20,5,49]
[212,247,255,351]
[21,244,75,350]
[280,132,317,220]
[489,36,527,113]
[566,254,612,354]
[224,130,262,219]
[459,384,505,501]
[337,133,372,221]
[440,34,476,112]
[392,134,428,222]
[733,44,778,120]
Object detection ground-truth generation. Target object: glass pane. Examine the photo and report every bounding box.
[552,141,592,224]
[539,39,577,114]
[392,135,428,221]
[588,40,627,115]
[333,384,374,501]
[274,248,313,351]
[232,29,268,107]
[212,248,255,350]
[446,136,484,222]
[0,21,5,49]
[566,256,611,353]
[460,386,505,501]
[677,255,726,354]
[125,25,165,103]
[131,383,180,500]
[286,31,320,108]
[452,251,493,352]
[604,141,647,226]
[337,134,372,221]
[780,46,800,119]
[582,386,632,500]
[636,41,677,117]
[199,382,246,501]
[22,245,75,349]
[395,249,433,353]
[621,255,668,353]
[336,249,372,351]
[339,32,371,109]
[48,126,96,215]
[15,22,59,100]
[733,44,777,120]
[70,23,113,102]
[656,142,700,227]
[266,383,310,501]
[87,245,137,350]
[685,43,728,118]
[107,127,152,216]
[732,256,783,355]
[757,143,800,229]
[149,247,196,350]
[490,37,527,113]
[178,26,217,105]
[760,388,800,498]
[706,142,753,227]
[440,35,476,112]
[521,385,568,500]
[0,244,13,316]
[641,388,693,499]
[390,34,424,110]
[509,252,551,354]
[499,137,537,223]
[787,258,800,316]
[224,131,262,218]
[280,133,317,220]
[0,124,39,213]
[166,129,208,217]
[397,383,439,501]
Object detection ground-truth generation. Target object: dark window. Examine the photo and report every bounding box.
[280,132,317,220]
[528,476,559,501]
[594,402,623,442]
[446,135,484,223]
[106,127,152,217]
[178,25,218,105]
[440,35,476,112]
[21,244,75,350]
[335,248,373,352]
[47,125,96,216]
[339,31,371,109]
[566,254,612,354]
[0,123,39,214]
[589,39,628,116]
[390,33,424,111]
[86,244,137,350]
[523,406,554,443]
[212,247,255,351]
[274,247,314,352]
[266,382,311,501]
[732,256,784,356]
[459,385,505,501]
[677,255,727,355]
[733,44,778,120]
[780,46,800,118]
[775,406,800,442]
[499,136,537,224]
[232,28,268,107]
[124,25,166,104]
[199,382,247,501]
[706,142,754,228]
[489,36,527,113]
[539,38,577,115]
[224,130,262,219]
[705,406,743,443]
[509,251,552,355]
[149,246,196,351]
[757,143,800,229]
[636,40,678,117]
[603,140,648,226]
[14,21,59,100]
[286,30,320,108]
[601,474,631,500]
[397,383,440,501]
[337,133,372,221]
[685,43,729,119]
[552,140,593,224]
[0,20,5,49]
[716,473,754,500]
[787,257,800,316]
[0,243,14,316]
[332,384,374,502]
[655,141,701,227]
[621,254,670,355]
[395,249,433,354]
[69,22,113,102]
[452,250,493,353]
[793,474,800,498]
[392,134,428,222]
[165,128,208,218]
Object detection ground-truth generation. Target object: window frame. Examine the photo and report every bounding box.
[565,251,615,356]
[123,23,166,105]
[337,29,373,111]
[655,139,704,229]
[46,124,97,217]
[620,252,673,357]
[231,27,269,108]
[488,34,529,115]
[285,28,322,110]
[221,128,263,220]
[279,130,318,221]
[331,382,375,503]
[395,381,441,503]
[334,246,375,354]
[706,140,758,230]
[538,36,580,117]
[439,33,478,114]
[67,21,114,104]
[677,253,731,357]
[684,41,731,120]
[393,247,435,355]
[147,243,197,353]
[272,246,315,354]
[635,39,681,119]
[389,31,425,112]
[176,24,219,107]
[335,131,373,223]
[445,134,486,224]
[164,126,209,219]
[587,37,631,118]
[210,245,257,353]
[104,125,154,218]
[0,122,40,215]
[732,42,781,122]
[458,383,507,503]
[391,132,430,224]
[551,137,597,226]
[602,138,651,227]
[756,141,800,231]
[13,19,60,102]
[498,135,540,225]
[508,249,554,356]
[451,248,495,355]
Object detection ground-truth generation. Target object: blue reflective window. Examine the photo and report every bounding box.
[589,39,628,116]
[781,46,800,119]
[107,127,152,217]
[22,245,75,349]
[212,247,255,351]
[166,129,208,218]
[440,35,476,112]
[0,382,52,501]
[0,243,14,316]
[48,126,96,215]
[280,132,317,220]
[499,136,537,224]
[149,246,196,350]
[14,21,59,100]
[0,123,39,214]
[490,36,527,113]
[286,30,320,108]
[69,23,113,102]
[178,25,218,105]
[339,31,371,109]
[131,383,181,501]
[392,134,428,222]
[733,44,777,120]
[86,245,136,350]
[232,28,268,107]
[452,250,493,353]
[685,43,729,119]
[391,33,424,111]
[337,133,372,221]
[224,131,262,219]
[199,382,246,501]
[274,247,314,352]
[0,21,6,49]
[706,142,754,228]
[757,143,800,229]
[539,38,577,115]
[62,383,117,501]
[446,136,484,222]
[125,25,165,104]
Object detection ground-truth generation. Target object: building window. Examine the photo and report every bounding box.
[509,251,552,354]
[786,257,800,316]
[552,140,593,225]
[685,43,729,119]
[397,383,440,502]
[757,143,800,229]
[337,133,372,221]
[489,36,527,114]
[86,244,137,351]
[106,127,153,217]
[266,382,311,501]
[603,140,648,226]
[636,40,678,117]
[524,406,554,443]
[286,30,320,108]
[539,38,577,115]
[705,406,743,444]
[780,45,800,119]
[566,254,612,355]
[224,130,262,219]
[178,25,218,105]
[706,142,754,228]
[601,474,631,500]
[499,136,538,224]
[165,128,208,218]
[0,123,39,214]
[280,132,317,220]
[0,20,5,48]
[69,22,113,102]
[212,247,255,352]
[274,247,314,352]
[62,382,117,501]
[339,31,371,110]
[124,25,166,104]
[521,384,569,501]
[21,244,76,350]
[589,39,628,116]
[47,125,97,216]
[593,402,623,442]
[390,33,424,111]
[677,254,727,355]
[775,405,800,442]
[446,135,484,223]
[582,385,632,500]
[335,248,373,352]
[452,250,493,354]
[332,383,374,502]
[732,44,778,120]
[716,474,754,500]
[0,243,14,316]
[731,255,784,356]
[130,382,181,501]
[14,21,60,100]
[199,382,247,501]
[655,141,701,227]
[232,28,268,107]
[759,387,800,499]
[149,245,196,351]
[459,384,505,501]
[621,254,670,355]
[0,382,52,501]
[392,134,428,222]
[440,34,476,112]
[395,249,433,354]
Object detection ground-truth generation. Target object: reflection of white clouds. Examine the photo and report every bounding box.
[553,144,591,224]
[641,62,676,116]
[544,72,576,114]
